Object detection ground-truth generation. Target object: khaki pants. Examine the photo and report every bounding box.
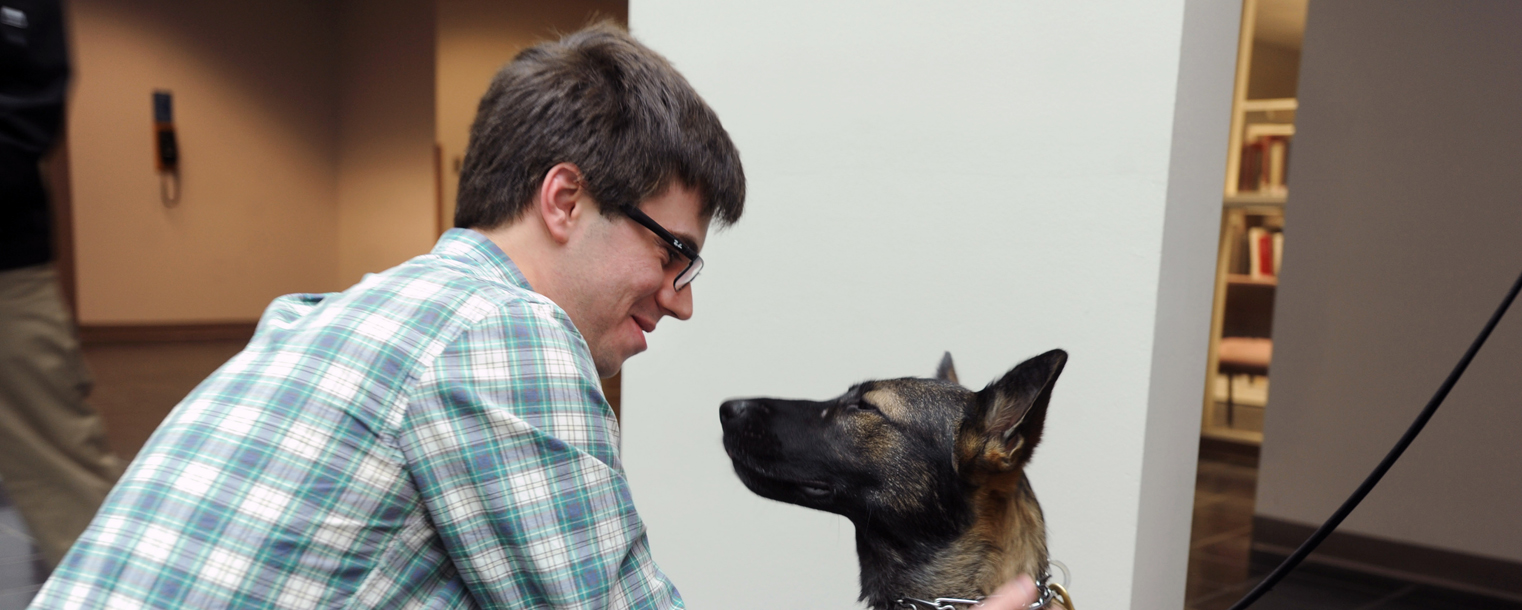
[0,264,122,567]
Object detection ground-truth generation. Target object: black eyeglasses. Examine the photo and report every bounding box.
[621,204,703,291]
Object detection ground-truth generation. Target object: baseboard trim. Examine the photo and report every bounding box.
[79,322,258,344]
[1252,515,1522,600]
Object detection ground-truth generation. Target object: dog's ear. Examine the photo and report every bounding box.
[935,351,959,384]
[975,349,1067,471]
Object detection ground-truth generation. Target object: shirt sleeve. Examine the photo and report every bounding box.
[396,298,684,610]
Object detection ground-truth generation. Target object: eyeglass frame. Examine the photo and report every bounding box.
[620,204,703,291]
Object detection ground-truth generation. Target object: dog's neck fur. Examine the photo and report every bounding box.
[855,472,1048,610]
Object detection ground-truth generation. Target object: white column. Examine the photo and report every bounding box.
[622,2,1237,607]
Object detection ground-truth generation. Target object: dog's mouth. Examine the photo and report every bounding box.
[726,450,835,500]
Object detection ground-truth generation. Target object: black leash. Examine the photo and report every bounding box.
[1227,267,1522,610]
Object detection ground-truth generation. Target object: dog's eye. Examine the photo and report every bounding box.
[848,401,879,414]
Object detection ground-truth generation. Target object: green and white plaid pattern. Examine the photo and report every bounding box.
[30,229,683,609]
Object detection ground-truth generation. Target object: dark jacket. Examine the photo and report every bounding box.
[1,0,67,271]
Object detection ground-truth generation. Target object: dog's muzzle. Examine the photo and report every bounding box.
[719,399,767,423]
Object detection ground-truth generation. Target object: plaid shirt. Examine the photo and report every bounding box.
[31,229,683,609]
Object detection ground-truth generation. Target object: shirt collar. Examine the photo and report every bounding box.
[431,228,533,292]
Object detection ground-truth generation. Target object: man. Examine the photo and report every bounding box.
[32,22,732,609]
[1,0,125,571]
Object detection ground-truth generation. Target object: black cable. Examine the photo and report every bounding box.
[1227,267,1522,610]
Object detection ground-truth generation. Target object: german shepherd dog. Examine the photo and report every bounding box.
[720,350,1068,609]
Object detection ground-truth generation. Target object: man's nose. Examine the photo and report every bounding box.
[657,279,693,321]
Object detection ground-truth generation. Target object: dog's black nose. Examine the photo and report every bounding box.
[720,399,762,423]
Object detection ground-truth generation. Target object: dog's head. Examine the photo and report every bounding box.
[719,349,1067,535]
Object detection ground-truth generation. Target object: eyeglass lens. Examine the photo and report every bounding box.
[675,257,702,290]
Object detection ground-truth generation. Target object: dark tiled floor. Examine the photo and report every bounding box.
[1184,457,1522,610]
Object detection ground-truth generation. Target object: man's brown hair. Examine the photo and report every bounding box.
[455,21,745,230]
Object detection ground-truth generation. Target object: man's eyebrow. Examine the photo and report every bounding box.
[671,231,703,255]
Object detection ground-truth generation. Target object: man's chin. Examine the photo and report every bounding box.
[592,356,622,379]
[589,325,647,377]
[597,361,623,379]
[592,346,641,379]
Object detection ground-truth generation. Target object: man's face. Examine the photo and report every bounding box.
[561,182,709,377]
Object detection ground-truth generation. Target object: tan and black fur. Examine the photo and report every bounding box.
[719,350,1067,609]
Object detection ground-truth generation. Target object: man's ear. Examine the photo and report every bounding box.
[536,163,587,244]
[975,349,1067,471]
[935,352,959,385]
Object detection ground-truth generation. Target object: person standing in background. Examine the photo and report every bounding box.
[0,0,124,569]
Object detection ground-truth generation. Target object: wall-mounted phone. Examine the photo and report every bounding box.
[154,90,180,204]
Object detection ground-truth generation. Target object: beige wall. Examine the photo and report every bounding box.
[65,0,633,323]
[66,0,439,322]
[67,0,342,324]
[436,0,627,230]
[1258,0,1522,562]
[336,0,438,287]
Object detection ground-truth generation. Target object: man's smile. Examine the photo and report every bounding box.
[632,315,657,334]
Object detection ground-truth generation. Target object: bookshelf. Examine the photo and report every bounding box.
[1203,205,1283,444]
[1202,0,1304,445]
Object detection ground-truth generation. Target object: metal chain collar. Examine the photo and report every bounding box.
[893,572,1059,610]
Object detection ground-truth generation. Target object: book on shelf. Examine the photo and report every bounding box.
[1246,227,1284,279]
[1237,134,1291,195]
[1272,231,1284,277]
